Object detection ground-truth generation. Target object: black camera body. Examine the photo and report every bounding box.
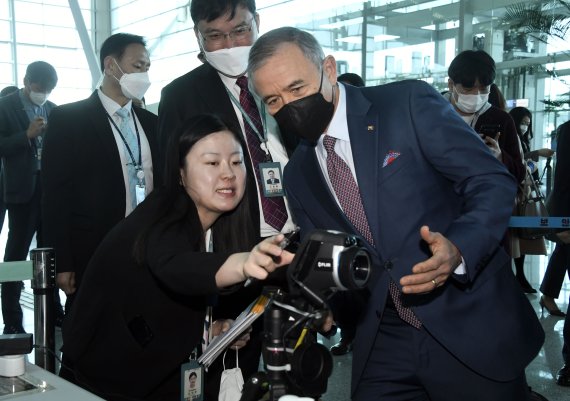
[288,229,371,308]
[241,230,371,401]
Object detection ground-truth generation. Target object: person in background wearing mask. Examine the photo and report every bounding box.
[158,1,296,398]
[0,62,58,334]
[248,26,543,401]
[41,33,159,381]
[445,50,525,261]
[509,106,554,295]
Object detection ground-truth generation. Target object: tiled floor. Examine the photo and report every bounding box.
[2,221,569,400]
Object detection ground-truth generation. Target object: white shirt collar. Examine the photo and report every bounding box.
[97,88,133,117]
[318,82,349,144]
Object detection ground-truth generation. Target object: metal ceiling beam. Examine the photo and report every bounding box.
[68,0,100,88]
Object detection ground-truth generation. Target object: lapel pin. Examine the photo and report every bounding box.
[367,125,374,131]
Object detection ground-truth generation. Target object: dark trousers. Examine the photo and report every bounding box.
[562,299,570,365]
[540,243,570,299]
[1,180,41,331]
[352,305,530,401]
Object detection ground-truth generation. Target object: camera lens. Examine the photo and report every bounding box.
[337,247,371,290]
[351,250,371,287]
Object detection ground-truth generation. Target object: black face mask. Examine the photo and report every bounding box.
[273,69,335,144]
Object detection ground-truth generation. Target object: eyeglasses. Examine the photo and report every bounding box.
[199,19,254,44]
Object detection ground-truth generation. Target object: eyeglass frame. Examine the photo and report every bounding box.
[197,18,255,45]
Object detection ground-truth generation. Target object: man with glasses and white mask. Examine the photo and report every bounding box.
[41,35,160,381]
[158,1,296,398]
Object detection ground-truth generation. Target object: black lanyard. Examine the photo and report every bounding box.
[106,109,142,168]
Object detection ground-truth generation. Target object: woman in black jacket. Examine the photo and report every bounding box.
[62,114,293,400]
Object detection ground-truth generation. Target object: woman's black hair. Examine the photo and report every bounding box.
[134,114,254,263]
[509,106,533,150]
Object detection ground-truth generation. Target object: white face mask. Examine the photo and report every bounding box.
[29,91,49,106]
[453,88,489,114]
[113,59,151,100]
[202,45,252,78]
[519,124,529,135]
[200,18,258,78]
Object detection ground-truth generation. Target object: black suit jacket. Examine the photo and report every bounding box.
[63,190,230,400]
[548,121,570,216]
[0,90,55,203]
[41,91,160,286]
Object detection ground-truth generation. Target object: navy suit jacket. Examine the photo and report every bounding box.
[0,90,55,203]
[284,81,544,394]
[41,91,160,287]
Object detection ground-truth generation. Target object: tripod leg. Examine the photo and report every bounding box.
[240,371,268,401]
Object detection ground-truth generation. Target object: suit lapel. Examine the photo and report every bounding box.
[197,66,242,131]
[8,93,30,129]
[344,85,381,249]
[86,92,123,169]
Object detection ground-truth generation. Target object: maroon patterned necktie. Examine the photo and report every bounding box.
[236,76,288,231]
[323,135,421,329]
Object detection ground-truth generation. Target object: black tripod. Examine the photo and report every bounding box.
[239,289,333,401]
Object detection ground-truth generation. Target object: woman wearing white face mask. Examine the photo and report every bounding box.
[508,107,555,295]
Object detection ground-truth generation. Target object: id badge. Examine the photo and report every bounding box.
[135,184,145,205]
[259,161,285,198]
[180,359,204,401]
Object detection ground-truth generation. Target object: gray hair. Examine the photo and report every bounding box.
[247,27,325,78]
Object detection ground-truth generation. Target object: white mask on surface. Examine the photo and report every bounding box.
[453,88,489,114]
[203,45,252,78]
[113,59,151,100]
[29,91,49,106]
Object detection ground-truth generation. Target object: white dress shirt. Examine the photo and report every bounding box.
[98,89,154,216]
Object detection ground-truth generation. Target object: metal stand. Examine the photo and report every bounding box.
[30,248,56,372]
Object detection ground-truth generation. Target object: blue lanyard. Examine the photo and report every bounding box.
[105,109,142,169]
[224,85,269,152]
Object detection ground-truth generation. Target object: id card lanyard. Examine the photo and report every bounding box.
[181,349,204,401]
[106,110,146,204]
[224,85,271,159]
[226,85,286,199]
[179,229,214,401]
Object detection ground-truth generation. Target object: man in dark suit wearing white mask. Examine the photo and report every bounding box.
[42,32,160,339]
[158,1,297,398]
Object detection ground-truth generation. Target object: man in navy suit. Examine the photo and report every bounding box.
[248,27,544,401]
[0,62,58,334]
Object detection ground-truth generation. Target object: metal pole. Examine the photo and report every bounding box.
[30,248,56,372]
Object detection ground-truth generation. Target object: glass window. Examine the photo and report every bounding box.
[0,42,12,62]
[0,20,12,40]
[0,63,15,87]
[15,23,82,48]
[14,2,76,27]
